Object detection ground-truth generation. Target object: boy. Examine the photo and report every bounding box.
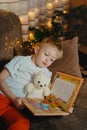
[0,37,63,130]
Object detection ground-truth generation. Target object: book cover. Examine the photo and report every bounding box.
[23,71,84,116]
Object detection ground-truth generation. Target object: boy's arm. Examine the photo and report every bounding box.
[0,68,24,109]
[0,68,16,99]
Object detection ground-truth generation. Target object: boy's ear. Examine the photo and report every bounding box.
[34,45,40,54]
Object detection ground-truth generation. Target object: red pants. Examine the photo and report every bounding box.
[0,94,30,130]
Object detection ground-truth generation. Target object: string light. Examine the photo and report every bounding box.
[1,1,70,57]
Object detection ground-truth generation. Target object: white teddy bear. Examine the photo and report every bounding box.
[24,71,51,99]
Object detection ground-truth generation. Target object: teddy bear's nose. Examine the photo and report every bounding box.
[40,85,43,87]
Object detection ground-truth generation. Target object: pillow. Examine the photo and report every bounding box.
[49,37,82,78]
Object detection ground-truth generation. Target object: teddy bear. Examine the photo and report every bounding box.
[24,71,51,99]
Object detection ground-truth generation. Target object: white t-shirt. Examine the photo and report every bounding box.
[0,56,52,97]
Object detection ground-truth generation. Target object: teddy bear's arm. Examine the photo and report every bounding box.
[24,83,34,96]
[43,87,51,97]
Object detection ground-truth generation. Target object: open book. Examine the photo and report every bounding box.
[23,72,84,116]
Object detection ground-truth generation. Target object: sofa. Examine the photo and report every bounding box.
[0,10,87,130]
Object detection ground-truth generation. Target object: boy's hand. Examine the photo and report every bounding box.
[11,97,25,109]
[69,104,74,113]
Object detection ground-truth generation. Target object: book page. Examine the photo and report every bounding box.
[23,98,69,116]
[51,78,75,102]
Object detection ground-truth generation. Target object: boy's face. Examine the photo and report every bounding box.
[33,43,59,68]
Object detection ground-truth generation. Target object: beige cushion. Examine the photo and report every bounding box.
[49,37,82,78]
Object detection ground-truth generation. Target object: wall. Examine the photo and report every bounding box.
[0,0,70,40]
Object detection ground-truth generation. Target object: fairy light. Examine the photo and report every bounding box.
[0,1,70,57]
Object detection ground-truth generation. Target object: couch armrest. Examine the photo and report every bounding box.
[0,9,23,60]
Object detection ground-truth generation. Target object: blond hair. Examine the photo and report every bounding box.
[40,37,63,59]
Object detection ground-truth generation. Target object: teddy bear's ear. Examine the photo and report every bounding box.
[47,75,51,83]
[36,71,51,82]
[38,71,43,75]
